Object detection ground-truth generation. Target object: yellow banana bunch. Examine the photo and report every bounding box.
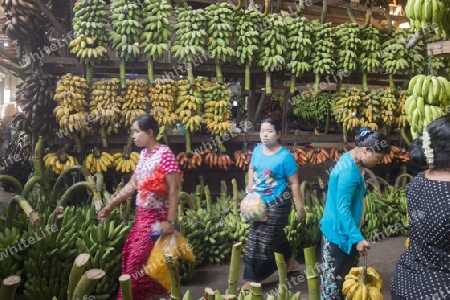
[379,88,397,126]
[83,150,115,174]
[121,79,149,128]
[334,88,364,131]
[203,83,233,136]
[149,78,178,128]
[405,74,449,138]
[43,152,79,175]
[343,266,384,300]
[113,151,140,173]
[53,73,91,138]
[396,91,410,128]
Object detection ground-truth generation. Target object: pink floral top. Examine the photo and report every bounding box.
[134,144,180,210]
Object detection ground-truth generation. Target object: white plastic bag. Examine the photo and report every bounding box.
[240,192,268,222]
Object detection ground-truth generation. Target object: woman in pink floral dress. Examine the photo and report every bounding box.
[98,115,181,300]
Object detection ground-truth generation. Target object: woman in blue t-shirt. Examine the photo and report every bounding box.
[319,129,390,299]
[240,117,306,292]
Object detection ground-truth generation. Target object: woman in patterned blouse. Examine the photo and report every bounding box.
[390,115,450,300]
[98,115,182,300]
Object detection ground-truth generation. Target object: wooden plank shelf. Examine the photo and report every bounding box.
[427,41,450,56]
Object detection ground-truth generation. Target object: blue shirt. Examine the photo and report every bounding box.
[320,152,365,254]
[250,144,298,204]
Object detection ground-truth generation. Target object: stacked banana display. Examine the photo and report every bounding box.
[113,151,140,173]
[0,0,49,48]
[43,152,79,175]
[343,266,383,299]
[235,9,260,90]
[335,23,360,76]
[381,29,409,89]
[310,21,336,93]
[149,78,178,128]
[109,0,142,88]
[70,0,109,84]
[405,74,449,138]
[90,78,122,147]
[83,148,115,174]
[140,0,173,83]
[172,4,208,84]
[0,227,23,280]
[121,79,149,129]
[404,0,446,34]
[13,72,57,136]
[175,79,206,134]
[285,16,312,94]
[258,14,287,94]
[359,26,381,91]
[53,73,91,138]
[203,83,233,136]
[205,3,235,83]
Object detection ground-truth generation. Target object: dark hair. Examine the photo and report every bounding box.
[409,115,450,170]
[261,117,282,133]
[355,128,390,154]
[132,115,159,136]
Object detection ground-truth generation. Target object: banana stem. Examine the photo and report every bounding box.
[362,71,369,92]
[68,253,90,300]
[275,0,283,13]
[185,129,192,152]
[119,275,132,300]
[187,62,194,86]
[100,125,108,148]
[34,136,50,195]
[364,5,373,28]
[148,59,155,84]
[304,246,320,300]
[6,195,40,228]
[86,64,93,88]
[216,62,223,84]
[195,185,202,209]
[321,0,327,24]
[388,74,396,90]
[205,185,212,214]
[0,175,23,194]
[265,71,272,95]
[261,0,270,17]
[400,127,411,146]
[165,254,181,300]
[233,0,243,10]
[120,57,126,89]
[384,6,393,33]
[275,252,288,300]
[346,1,357,24]
[314,73,321,95]
[232,178,238,216]
[290,74,296,95]
[343,125,348,143]
[226,242,242,295]
[245,62,251,91]
[215,135,227,153]
[0,275,21,300]
[72,269,106,300]
[21,176,46,200]
[55,181,98,208]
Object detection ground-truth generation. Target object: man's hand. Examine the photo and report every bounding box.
[356,240,370,256]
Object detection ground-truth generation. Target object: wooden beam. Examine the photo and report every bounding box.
[427,41,450,56]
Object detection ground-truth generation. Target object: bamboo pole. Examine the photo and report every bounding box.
[119,274,132,300]
[0,275,21,300]
[304,246,320,300]
[67,253,90,300]
[274,252,288,300]
[165,254,181,300]
[226,242,242,295]
[72,269,105,300]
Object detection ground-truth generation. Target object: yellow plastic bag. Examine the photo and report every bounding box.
[144,231,195,290]
[240,192,268,221]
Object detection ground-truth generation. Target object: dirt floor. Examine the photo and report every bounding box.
[0,189,405,300]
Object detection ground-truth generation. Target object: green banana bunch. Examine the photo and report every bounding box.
[405,31,427,77]
[224,213,249,255]
[109,0,142,88]
[362,191,385,240]
[203,83,233,136]
[140,0,173,83]
[235,10,260,90]
[205,3,236,83]
[258,14,287,94]
[381,29,409,79]
[404,0,446,34]
[405,74,449,138]
[333,87,364,131]
[285,16,312,94]
[396,91,410,129]
[0,226,24,281]
[70,0,109,83]
[310,21,336,93]
[335,23,360,75]
[292,92,317,122]
[359,89,381,131]
[359,26,381,91]
[172,4,208,84]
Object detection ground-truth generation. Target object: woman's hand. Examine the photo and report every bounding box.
[296,206,306,222]
[97,204,113,221]
[161,221,176,235]
[246,185,254,193]
[356,240,370,256]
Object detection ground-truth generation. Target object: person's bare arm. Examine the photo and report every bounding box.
[160,172,181,234]
[288,171,306,221]
[246,163,254,192]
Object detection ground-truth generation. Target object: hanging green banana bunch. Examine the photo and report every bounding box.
[172,4,208,85]
[69,0,109,86]
[140,0,173,83]
[285,16,312,95]
[359,25,381,92]
[109,0,142,89]
[235,10,260,91]
[381,28,410,90]
[310,21,336,94]
[404,0,446,37]
[405,31,426,77]
[335,23,360,80]
[258,14,287,94]
[205,3,236,84]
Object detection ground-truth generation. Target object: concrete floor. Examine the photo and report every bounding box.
[0,189,405,300]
